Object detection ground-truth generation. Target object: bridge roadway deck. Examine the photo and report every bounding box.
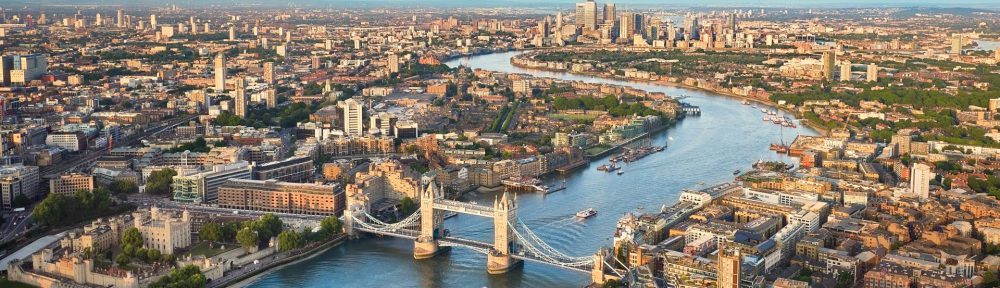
[432,199,495,217]
[354,227,591,274]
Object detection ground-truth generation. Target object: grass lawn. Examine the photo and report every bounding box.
[0,277,38,288]
[187,241,232,257]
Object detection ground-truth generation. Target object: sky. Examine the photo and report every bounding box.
[7,0,1000,9]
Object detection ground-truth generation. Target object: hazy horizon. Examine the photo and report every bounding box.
[3,0,1000,10]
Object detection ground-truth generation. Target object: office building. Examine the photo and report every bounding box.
[229,26,236,41]
[575,0,598,31]
[218,179,345,216]
[910,163,932,200]
[602,3,616,25]
[171,161,252,204]
[49,173,95,197]
[45,132,85,152]
[0,164,39,210]
[339,98,364,136]
[0,54,48,86]
[214,53,226,91]
[252,156,313,183]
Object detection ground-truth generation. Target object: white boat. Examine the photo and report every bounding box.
[443,211,458,219]
[576,208,597,219]
[617,169,625,175]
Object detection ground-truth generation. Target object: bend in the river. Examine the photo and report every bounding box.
[245,51,818,288]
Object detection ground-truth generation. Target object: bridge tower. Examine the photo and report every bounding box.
[488,190,521,274]
[414,183,446,259]
[591,247,622,284]
[343,192,370,239]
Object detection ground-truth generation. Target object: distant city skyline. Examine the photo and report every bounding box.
[5,0,1000,9]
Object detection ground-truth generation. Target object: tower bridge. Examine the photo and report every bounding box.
[344,183,627,281]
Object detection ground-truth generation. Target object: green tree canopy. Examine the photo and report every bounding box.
[277,230,304,252]
[236,227,259,250]
[121,227,144,248]
[199,222,223,243]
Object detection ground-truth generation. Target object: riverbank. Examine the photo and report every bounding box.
[220,235,346,288]
[508,51,829,136]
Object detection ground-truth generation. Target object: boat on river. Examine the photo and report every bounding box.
[576,208,597,219]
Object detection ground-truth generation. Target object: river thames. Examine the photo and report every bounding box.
[245,51,818,288]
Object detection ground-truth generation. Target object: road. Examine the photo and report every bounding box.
[0,208,33,245]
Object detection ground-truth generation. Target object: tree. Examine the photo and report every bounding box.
[147,249,161,262]
[32,194,69,227]
[254,213,284,241]
[135,247,149,262]
[146,168,177,196]
[215,112,243,126]
[109,180,139,195]
[148,265,207,288]
[200,222,223,244]
[236,227,258,250]
[121,227,144,248]
[983,270,999,288]
[319,216,342,238]
[222,222,241,242]
[116,254,130,267]
[277,230,304,252]
[400,197,416,215]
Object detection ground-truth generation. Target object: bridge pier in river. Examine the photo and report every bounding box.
[414,183,447,259]
[347,182,594,275]
[487,191,521,274]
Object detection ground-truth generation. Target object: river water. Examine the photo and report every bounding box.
[246,51,818,288]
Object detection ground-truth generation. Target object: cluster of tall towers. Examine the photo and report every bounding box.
[570,1,744,47]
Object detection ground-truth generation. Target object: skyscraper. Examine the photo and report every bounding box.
[214,53,226,91]
[840,61,851,82]
[263,62,274,85]
[150,14,157,29]
[726,12,737,32]
[117,9,124,27]
[619,12,636,40]
[951,34,963,55]
[265,88,277,109]
[229,26,236,41]
[602,3,616,25]
[234,77,246,118]
[537,17,550,38]
[910,163,932,200]
[388,53,399,73]
[575,0,598,31]
[339,98,364,137]
[717,247,742,288]
[866,63,878,82]
[556,11,563,29]
[821,51,836,81]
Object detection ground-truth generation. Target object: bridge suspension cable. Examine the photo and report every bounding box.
[507,219,594,267]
